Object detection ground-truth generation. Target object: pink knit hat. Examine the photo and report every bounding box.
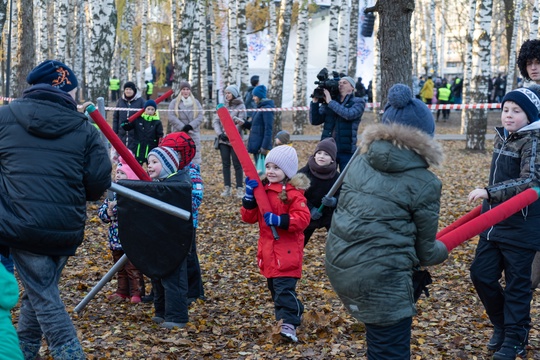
[117,156,140,180]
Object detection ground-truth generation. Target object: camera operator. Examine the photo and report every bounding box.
[309,76,365,170]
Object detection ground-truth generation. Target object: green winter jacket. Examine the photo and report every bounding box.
[0,264,23,360]
[325,123,448,326]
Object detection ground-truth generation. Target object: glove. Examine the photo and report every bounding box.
[219,133,229,141]
[321,195,338,208]
[120,121,130,130]
[244,177,259,201]
[310,207,322,220]
[264,212,281,227]
[182,124,193,133]
[260,148,269,155]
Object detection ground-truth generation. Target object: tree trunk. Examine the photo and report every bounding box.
[227,1,238,86]
[87,0,117,101]
[209,0,227,102]
[9,1,18,97]
[326,0,340,69]
[336,0,349,72]
[37,0,48,63]
[429,0,438,76]
[55,0,68,62]
[15,0,34,98]
[237,0,249,93]
[189,2,201,99]
[173,0,196,94]
[505,0,521,93]
[292,0,309,135]
[347,0,359,77]
[139,0,148,89]
[465,0,492,151]
[267,1,276,84]
[268,0,293,134]
[530,0,539,40]
[460,0,477,135]
[376,0,414,109]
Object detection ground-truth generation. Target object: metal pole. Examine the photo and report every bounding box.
[74,183,191,312]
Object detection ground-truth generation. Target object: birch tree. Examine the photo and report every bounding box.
[209,0,227,102]
[367,0,414,108]
[460,0,477,135]
[267,1,276,84]
[505,0,521,93]
[9,1,19,97]
[326,0,340,69]
[189,2,201,99]
[438,0,445,78]
[268,0,293,133]
[15,0,34,98]
[139,0,148,87]
[430,0,438,75]
[292,0,309,135]
[0,0,6,49]
[74,0,85,101]
[36,0,48,63]
[465,0,492,150]
[347,0,359,77]
[237,0,249,92]
[125,0,136,80]
[227,1,239,86]
[336,0,349,72]
[86,0,117,100]
[172,1,196,93]
[532,0,539,40]
[55,0,68,62]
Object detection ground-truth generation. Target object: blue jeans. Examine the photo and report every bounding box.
[336,152,354,172]
[11,249,84,359]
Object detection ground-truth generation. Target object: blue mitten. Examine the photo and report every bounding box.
[264,212,281,227]
[244,177,259,201]
[310,207,322,220]
[321,195,338,208]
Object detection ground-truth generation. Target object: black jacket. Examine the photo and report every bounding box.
[0,85,111,256]
[113,93,145,146]
[298,164,340,227]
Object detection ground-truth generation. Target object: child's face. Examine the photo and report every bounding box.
[147,155,162,179]
[145,106,156,115]
[501,101,529,133]
[314,150,333,166]
[181,87,191,98]
[253,95,261,104]
[116,169,128,181]
[527,58,540,82]
[265,162,286,183]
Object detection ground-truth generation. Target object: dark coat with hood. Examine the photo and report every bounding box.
[113,91,145,146]
[0,84,112,256]
[325,123,448,326]
[246,98,275,155]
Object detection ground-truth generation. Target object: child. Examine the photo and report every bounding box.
[98,157,144,303]
[121,99,164,165]
[468,86,540,359]
[147,144,203,329]
[160,132,205,305]
[240,145,311,342]
[274,130,292,146]
[326,84,448,359]
[0,259,24,360]
[297,137,340,246]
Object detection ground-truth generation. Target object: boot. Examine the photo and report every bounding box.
[487,326,505,351]
[493,334,526,359]
[220,186,231,197]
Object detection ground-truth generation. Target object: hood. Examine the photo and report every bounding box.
[9,90,87,139]
[361,123,444,172]
[228,97,244,107]
[257,99,275,108]
[263,172,311,192]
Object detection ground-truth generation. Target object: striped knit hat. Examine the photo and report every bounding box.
[148,146,179,179]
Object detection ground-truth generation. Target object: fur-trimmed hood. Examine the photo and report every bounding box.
[361,123,444,169]
[261,172,311,191]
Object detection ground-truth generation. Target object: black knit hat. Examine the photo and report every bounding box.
[26,60,78,92]
[314,138,337,161]
[502,87,540,123]
[123,81,137,95]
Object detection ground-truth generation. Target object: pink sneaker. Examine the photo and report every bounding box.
[130,295,141,304]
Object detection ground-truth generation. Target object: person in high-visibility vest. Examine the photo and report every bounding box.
[436,83,452,122]
[109,76,120,102]
[145,80,154,100]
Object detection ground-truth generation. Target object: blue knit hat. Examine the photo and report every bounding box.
[144,99,157,109]
[148,146,180,179]
[382,84,435,136]
[502,86,540,123]
[26,60,78,92]
[253,85,267,99]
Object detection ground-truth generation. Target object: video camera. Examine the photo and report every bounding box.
[311,68,341,102]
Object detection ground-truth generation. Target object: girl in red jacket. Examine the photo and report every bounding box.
[241,145,311,343]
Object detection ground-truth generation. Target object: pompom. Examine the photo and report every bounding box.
[387,84,413,109]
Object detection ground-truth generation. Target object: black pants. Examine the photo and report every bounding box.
[365,317,412,359]
[187,228,205,299]
[219,143,243,188]
[267,277,303,327]
[470,238,535,341]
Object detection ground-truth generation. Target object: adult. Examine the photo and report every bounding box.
[493,74,507,103]
[436,83,452,122]
[112,81,145,148]
[244,75,260,121]
[451,76,463,104]
[145,80,154,100]
[0,60,111,359]
[244,85,274,162]
[213,85,246,198]
[109,75,120,102]
[355,77,367,98]
[167,81,204,165]
[309,75,365,171]
[420,76,434,104]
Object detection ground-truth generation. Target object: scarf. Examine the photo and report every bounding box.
[307,155,337,180]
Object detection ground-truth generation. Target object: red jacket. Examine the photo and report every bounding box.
[241,174,311,278]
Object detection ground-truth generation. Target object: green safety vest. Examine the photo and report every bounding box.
[109,78,120,91]
[437,86,451,101]
[146,82,154,95]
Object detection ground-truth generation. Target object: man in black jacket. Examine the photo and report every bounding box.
[0,60,111,359]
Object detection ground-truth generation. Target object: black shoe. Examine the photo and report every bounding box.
[492,335,526,359]
[487,327,505,351]
[141,294,154,303]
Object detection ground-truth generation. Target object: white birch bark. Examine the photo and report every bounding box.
[347,0,359,77]
[199,5,208,103]
[269,0,293,132]
[438,0,445,78]
[460,0,477,134]
[87,0,117,100]
[237,0,249,92]
[74,0,85,101]
[326,0,340,69]
[139,0,148,88]
[9,1,18,96]
[505,0,520,92]
[209,0,227,101]
[227,1,238,86]
[411,1,419,75]
[267,1,276,84]
[430,0,438,75]
[189,2,201,97]
[36,0,48,63]
[55,0,68,62]
[292,0,309,134]
[336,0,349,72]
[531,0,538,44]
[372,8,380,111]
[173,0,196,92]
[465,0,492,150]
[422,0,430,75]
[118,0,128,83]
[125,0,136,80]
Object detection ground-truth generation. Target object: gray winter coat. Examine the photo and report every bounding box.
[167,96,204,164]
[325,123,448,326]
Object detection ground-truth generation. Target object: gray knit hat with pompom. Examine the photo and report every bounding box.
[382,84,435,136]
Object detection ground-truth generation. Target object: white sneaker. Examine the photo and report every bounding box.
[220,186,231,197]
[280,323,298,342]
[235,188,244,198]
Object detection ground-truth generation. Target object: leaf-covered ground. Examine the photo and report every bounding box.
[12,111,540,359]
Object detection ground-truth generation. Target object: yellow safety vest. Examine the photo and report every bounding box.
[146,82,154,95]
[437,86,451,102]
[109,78,120,91]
